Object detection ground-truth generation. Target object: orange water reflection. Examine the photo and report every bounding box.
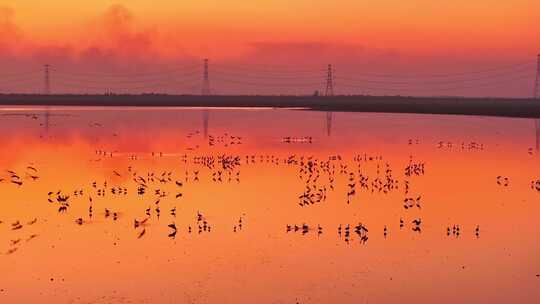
[0,107,539,304]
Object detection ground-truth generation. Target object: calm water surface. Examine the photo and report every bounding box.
[0,107,539,304]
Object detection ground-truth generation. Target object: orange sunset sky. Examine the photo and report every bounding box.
[0,1,539,96]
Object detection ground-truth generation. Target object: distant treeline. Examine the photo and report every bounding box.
[0,94,539,118]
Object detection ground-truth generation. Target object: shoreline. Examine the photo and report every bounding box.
[0,94,539,118]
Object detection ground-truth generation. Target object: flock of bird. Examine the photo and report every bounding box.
[3,218,39,255]
[436,141,484,151]
[286,219,480,243]
[0,166,40,186]
[1,127,539,258]
[282,136,313,144]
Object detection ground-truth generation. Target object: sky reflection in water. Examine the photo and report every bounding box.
[0,107,539,304]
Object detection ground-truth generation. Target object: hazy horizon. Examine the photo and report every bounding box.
[1,1,539,97]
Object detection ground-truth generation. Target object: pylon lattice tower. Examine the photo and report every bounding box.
[202,58,211,95]
[325,64,334,96]
[324,64,334,136]
[535,54,540,99]
[44,64,50,95]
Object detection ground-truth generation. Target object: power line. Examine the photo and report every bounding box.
[52,72,199,85]
[212,68,323,80]
[212,63,326,75]
[336,68,534,86]
[0,58,538,96]
[214,60,534,78]
[0,75,41,84]
[345,60,535,79]
[52,64,200,79]
[53,78,199,94]
[211,77,325,87]
[0,70,41,79]
[337,73,533,93]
